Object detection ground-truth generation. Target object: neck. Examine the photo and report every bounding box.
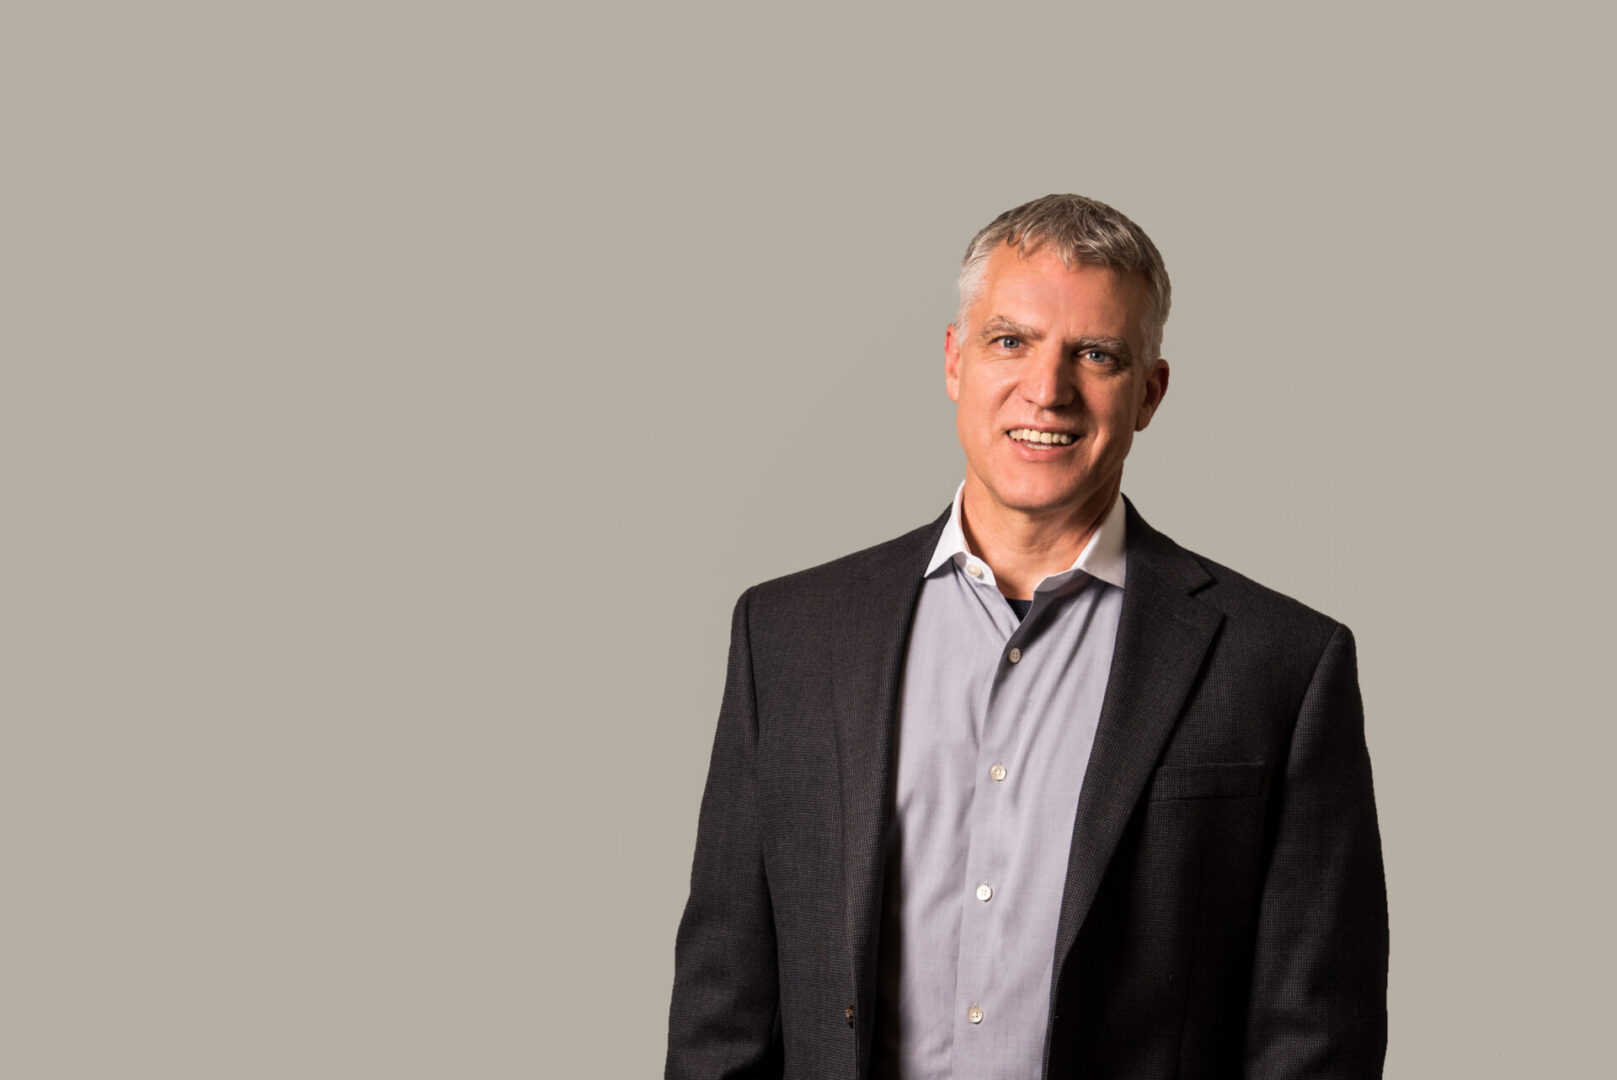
[958,475,1120,600]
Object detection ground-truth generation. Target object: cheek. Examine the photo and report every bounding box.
[1083,405,1135,455]
[1097,389,1142,429]
[957,381,1000,427]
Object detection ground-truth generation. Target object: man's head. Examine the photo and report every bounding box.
[945,194,1171,528]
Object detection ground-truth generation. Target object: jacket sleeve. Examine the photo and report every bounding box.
[1244,622,1389,1078]
[666,587,784,1079]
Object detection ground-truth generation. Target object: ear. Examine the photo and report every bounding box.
[1134,357,1169,431]
[944,323,962,403]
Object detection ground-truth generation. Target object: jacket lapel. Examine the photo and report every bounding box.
[831,507,949,1069]
[1049,497,1222,982]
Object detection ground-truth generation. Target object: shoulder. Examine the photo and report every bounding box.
[740,511,946,608]
[747,510,944,604]
[1191,548,1340,633]
[1127,500,1348,666]
[1196,548,1350,678]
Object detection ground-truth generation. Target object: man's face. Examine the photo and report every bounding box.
[945,244,1169,526]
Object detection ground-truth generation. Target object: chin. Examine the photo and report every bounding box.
[996,484,1086,515]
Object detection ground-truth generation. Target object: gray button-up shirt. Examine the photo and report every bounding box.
[871,482,1127,1080]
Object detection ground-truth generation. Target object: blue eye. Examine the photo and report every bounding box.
[994,336,1022,349]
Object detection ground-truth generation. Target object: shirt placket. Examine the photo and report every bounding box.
[951,588,1039,1076]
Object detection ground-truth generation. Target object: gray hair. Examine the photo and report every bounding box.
[957,194,1172,367]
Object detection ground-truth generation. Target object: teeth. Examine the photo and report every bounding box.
[1009,428,1074,445]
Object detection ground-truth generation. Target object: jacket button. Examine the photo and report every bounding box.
[845,1006,855,1028]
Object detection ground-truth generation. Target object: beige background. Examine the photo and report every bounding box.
[5,2,1612,1076]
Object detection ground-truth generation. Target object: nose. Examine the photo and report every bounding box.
[1019,343,1077,410]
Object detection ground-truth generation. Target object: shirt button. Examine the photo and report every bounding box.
[1007,647,1021,663]
[966,562,984,579]
[967,1005,984,1025]
[990,763,1007,782]
[976,883,993,902]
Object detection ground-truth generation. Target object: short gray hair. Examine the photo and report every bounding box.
[957,194,1172,367]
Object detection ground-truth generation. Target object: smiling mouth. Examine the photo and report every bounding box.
[1007,427,1076,446]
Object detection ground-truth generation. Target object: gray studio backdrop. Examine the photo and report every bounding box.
[5,2,1611,1078]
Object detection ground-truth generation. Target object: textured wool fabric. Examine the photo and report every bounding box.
[667,498,1388,1080]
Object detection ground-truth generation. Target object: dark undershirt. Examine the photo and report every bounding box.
[1004,595,1033,621]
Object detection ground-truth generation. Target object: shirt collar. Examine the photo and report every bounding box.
[924,479,1128,590]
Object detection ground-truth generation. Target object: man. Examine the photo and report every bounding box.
[667,194,1388,1079]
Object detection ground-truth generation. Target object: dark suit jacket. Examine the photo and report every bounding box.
[667,498,1388,1079]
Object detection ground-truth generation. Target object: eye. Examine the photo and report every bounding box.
[992,335,1022,349]
[1081,348,1118,365]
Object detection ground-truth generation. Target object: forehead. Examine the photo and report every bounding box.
[971,244,1149,339]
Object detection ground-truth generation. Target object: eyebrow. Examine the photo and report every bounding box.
[977,316,1134,361]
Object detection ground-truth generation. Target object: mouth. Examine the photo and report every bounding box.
[1006,427,1077,449]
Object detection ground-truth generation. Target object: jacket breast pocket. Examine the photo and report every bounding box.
[1146,761,1265,801]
